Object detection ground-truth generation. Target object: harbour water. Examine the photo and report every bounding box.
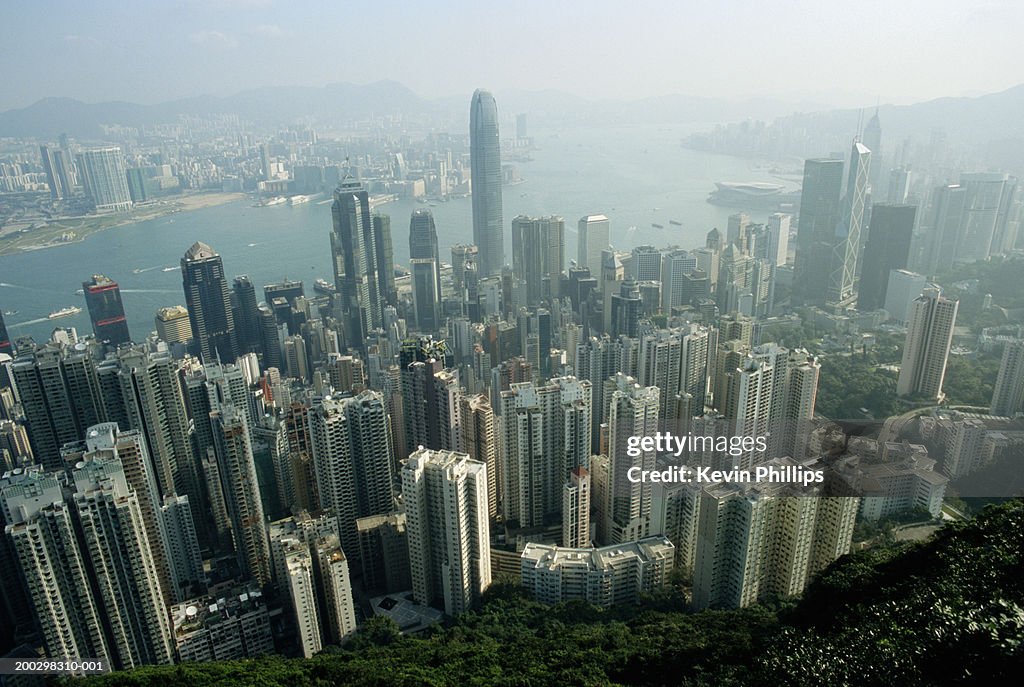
[0,124,787,343]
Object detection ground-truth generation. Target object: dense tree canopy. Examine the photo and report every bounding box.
[82,501,1024,686]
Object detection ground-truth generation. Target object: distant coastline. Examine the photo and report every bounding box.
[0,192,247,257]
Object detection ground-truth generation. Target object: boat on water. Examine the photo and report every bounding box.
[132,268,143,274]
[255,196,287,207]
[313,278,336,295]
[162,266,179,272]
[669,220,682,226]
[3,310,17,316]
[652,223,664,229]
[48,306,81,319]
[289,195,312,205]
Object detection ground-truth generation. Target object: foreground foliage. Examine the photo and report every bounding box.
[85,501,1024,686]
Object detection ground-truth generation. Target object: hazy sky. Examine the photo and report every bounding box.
[3,0,1021,111]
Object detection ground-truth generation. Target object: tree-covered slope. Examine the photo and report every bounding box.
[84,500,1024,686]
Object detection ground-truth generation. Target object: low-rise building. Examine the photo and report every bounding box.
[171,585,272,663]
[520,536,674,607]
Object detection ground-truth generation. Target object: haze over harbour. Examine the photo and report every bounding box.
[0,123,787,343]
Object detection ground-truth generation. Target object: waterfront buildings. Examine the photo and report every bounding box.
[409,209,442,297]
[83,274,131,346]
[181,242,239,363]
[0,310,10,356]
[578,215,610,277]
[331,178,384,348]
[155,305,193,346]
[78,147,132,213]
[512,215,565,305]
[470,90,504,277]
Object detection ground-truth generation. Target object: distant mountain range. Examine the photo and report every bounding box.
[0,81,427,140]
[770,82,1024,148]
[2,80,1023,154]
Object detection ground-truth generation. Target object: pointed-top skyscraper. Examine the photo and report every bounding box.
[331,178,382,350]
[827,141,871,306]
[181,241,238,363]
[862,108,883,191]
[470,89,504,278]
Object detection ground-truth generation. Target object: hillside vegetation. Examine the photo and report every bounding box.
[84,500,1024,686]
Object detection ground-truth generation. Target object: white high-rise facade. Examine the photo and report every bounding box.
[897,286,958,401]
[604,373,659,544]
[315,534,358,644]
[578,215,610,276]
[79,147,132,212]
[500,377,591,528]
[309,391,395,558]
[562,466,591,548]
[691,459,857,610]
[766,213,791,267]
[403,449,491,616]
[285,543,322,658]
[71,456,175,668]
[211,406,271,586]
[884,269,926,324]
[1,467,112,665]
[990,340,1024,416]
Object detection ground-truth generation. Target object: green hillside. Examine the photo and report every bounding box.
[84,500,1024,686]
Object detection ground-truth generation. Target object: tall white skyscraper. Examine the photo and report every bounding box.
[160,493,204,599]
[500,377,592,528]
[457,393,499,519]
[211,406,271,586]
[403,449,491,616]
[630,245,663,282]
[315,534,358,644]
[691,459,857,610]
[827,141,871,306]
[897,286,959,401]
[284,542,322,658]
[578,215,610,276]
[989,340,1024,416]
[884,269,927,324]
[1,467,112,665]
[766,213,791,267]
[639,325,710,421]
[562,466,591,548]
[71,456,175,667]
[78,147,132,212]
[722,352,776,469]
[309,391,395,558]
[575,334,640,447]
[470,89,505,277]
[660,249,698,312]
[604,373,659,544]
[64,424,176,607]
